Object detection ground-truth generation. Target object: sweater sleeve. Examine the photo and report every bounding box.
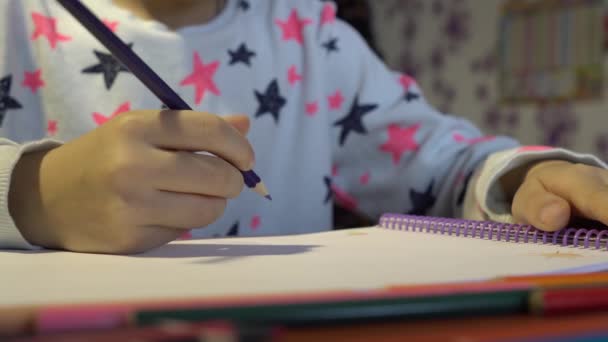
[0,140,61,249]
[317,4,517,220]
[0,0,62,249]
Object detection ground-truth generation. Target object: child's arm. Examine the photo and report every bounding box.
[466,148,607,230]
[7,112,253,254]
[318,2,606,228]
[0,2,254,253]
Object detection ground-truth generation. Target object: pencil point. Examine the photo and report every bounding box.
[250,180,271,200]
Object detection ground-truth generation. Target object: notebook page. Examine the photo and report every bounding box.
[2,227,608,307]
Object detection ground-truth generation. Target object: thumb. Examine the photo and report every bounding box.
[512,178,571,231]
[223,115,250,136]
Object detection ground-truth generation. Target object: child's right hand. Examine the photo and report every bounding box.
[8,110,254,254]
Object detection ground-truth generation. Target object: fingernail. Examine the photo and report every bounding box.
[540,202,565,227]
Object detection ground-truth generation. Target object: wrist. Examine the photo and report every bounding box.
[8,148,57,247]
[500,160,572,200]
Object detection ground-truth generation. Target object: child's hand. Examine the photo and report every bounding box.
[9,110,254,254]
[510,160,608,231]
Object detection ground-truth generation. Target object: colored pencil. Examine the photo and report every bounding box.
[499,272,608,288]
[11,321,281,342]
[56,0,271,200]
[133,289,530,327]
[530,285,608,316]
[20,313,608,342]
[25,281,528,334]
[16,274,608,335]
[8,277,608,336]
[16,313,608,342]
[289,312,608,342]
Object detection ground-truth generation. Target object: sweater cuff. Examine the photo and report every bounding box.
[0,139,62,249]
[473,146,607,223]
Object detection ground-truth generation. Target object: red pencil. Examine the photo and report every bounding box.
[11,320,281,342]
[530,285,608,316]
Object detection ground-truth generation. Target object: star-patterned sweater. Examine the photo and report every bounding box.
[0,0,605,249]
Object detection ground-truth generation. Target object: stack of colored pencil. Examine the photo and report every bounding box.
[4,272,608,341]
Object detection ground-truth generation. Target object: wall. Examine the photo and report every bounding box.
[369,0,608,160]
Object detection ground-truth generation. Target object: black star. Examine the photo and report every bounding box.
[333,96,378,146]
[228,43,256,67]
[323,176,333,204]
[238,0,250,10]
[227,221,239,237]
[254,79,286,123]
[322,37,339,55]
[407,181,436,216]
[456,171,474,206]
[405,91,420,102]
[82,44,132,90]
[0,75,22,126]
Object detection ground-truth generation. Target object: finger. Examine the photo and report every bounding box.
[152,150,245,198]
[114,110,254,171]
[532,164,608,227]
[142,190,227,229]
[224,115,250,136]
[512,177,571,231]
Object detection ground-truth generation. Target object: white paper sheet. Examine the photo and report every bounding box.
[2,227,608,307]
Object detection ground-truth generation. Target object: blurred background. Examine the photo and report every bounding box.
[336,0,608,160]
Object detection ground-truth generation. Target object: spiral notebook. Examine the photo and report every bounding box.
[4,214,608,309]
[378,214,608,251]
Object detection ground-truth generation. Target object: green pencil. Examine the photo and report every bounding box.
[134,290,529,327]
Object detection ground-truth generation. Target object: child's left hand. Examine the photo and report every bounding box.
[510,160,608,231]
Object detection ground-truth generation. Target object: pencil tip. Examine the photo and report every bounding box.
[265,195,273,201]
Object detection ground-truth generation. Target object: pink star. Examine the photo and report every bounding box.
[321,4,336,25]
[93,101,131,126]
[518,145,553,152]
[22,69,45,93]
[102,19,119,32]
[30,12,71,49]
[275,9,312,45]
[331,184,358,211]
[379,123,421,165]
[332,165,339,177]
[288,65,302,85]
[328,90,344,110]
[305,101,318,116]
[399,74,416,92]
[250,215,261,230]
[180,52,221,105]
[453,133,496,145]
[359,172,370,185]
[47,120,58,136]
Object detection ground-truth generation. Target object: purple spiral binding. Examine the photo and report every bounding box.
[513,225,522,243]
[523,225,533,243]
[378,214,608,251]
[497,223,506,241]
[585,230,599,249]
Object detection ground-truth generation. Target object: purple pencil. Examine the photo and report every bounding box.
[56,0,271,200]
